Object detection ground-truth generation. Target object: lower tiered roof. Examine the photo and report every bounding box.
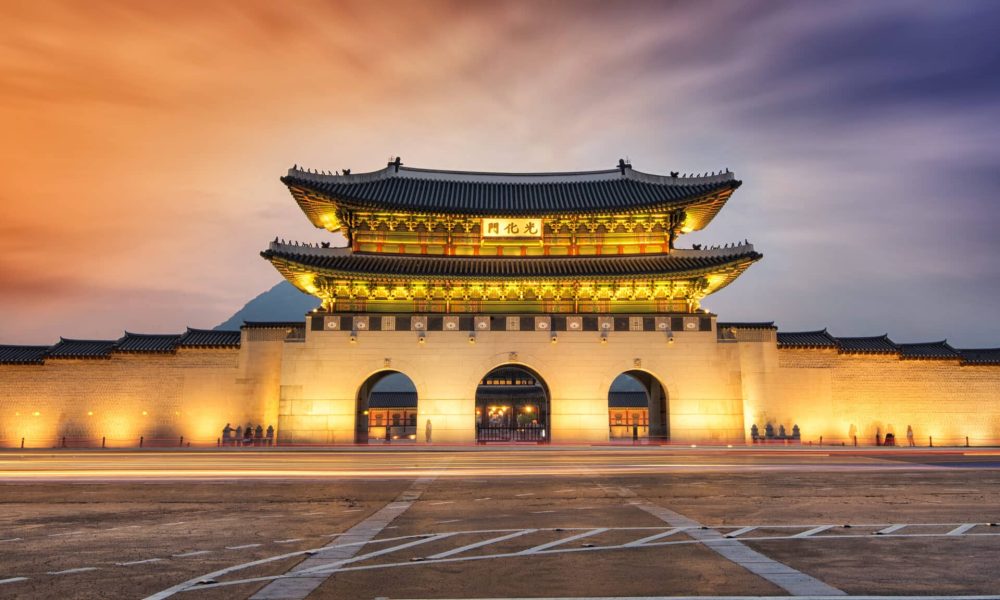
[262,244,761,280]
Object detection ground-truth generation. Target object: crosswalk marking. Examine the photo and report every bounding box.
[428,529,536,559]
[725,526,757,538]
[877,524,907,534]
[947,523,977,536]
[520,528,608,554]
[624,527,686,547]
[793,525,835,538]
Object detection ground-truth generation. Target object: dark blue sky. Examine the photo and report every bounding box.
[1,0,998,346]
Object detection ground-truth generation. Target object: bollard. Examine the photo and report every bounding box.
[853,435,857,447]
[217,437,221,447]
[102,436,106,449]
[61,436,66,448]
[139,435,144,448]
[966,436,970,448]
[929,436,933,447]
[179,436,184,447]
[819,436,823,446]
[21,437,25,449]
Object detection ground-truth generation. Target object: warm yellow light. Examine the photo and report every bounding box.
[87,411,93,416]
[362,410,369,415]
[142,410,148,416]
[32,411,40,417]
[681,225,693,233]
[524,406,533,413]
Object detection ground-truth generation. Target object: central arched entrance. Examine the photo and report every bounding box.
[475,365,550,443]
[608,370,668,443]
[356,371,417,444]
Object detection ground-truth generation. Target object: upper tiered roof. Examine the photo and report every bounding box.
[283,159,739,228]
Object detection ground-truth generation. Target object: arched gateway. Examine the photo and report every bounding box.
[608,371,668,443]
[475,366,550,443]
[356,371,418,444]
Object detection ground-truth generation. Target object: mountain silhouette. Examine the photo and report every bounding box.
[215,281,320,330]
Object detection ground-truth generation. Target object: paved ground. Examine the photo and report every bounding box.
[0,448,998,599]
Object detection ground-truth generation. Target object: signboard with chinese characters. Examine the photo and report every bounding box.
[481,218,543,239]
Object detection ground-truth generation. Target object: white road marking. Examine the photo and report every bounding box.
[515,493,532,497]
[118,558,163,566]
[436,519,463,524]
[530,510,556,514]
[428,529,536,559]
[275,538,304,544]
[303,512,325,516]
[150,527,1000,593]
[474,497,491,501]
[173,550,212,557]
[0,537,22,543]
[794,525,835,538]
[227,543,262,550]
[877,524,907,534]
[244,475,441,600]
[725,526,757,538]
[305,532,459,573]
[48,567,98,575]
[948,523,977,536]
[554,488,575,493]
[520,528,607,554]
[162,521,187,527]
[106,525,141,531]
[429,501,454,505]
[48,530,85,537]
[0,577,28,585]
[601,483,844,597]
[624,527,686,546]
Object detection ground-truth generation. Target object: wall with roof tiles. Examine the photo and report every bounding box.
[744,345,1000,446]
[0,346,283,448]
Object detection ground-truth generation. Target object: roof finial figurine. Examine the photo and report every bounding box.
[343,168,351,175]
[617,158,628,175]
[390,156,402,173]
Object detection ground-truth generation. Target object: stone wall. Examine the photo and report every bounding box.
[0,340,283,448]
[2,320,999,448]
[740,344,1000,446]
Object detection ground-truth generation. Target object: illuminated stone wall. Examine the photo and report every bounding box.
[0,340,284,448]
[276,314,746,444]
[739,343,1000,446]
[3,321,999,448]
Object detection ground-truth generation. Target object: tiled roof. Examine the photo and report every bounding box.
[176,328,242,348]
[776,329,837,348]
[835,335,898,354]
[609,391,649,408]
[114,332,181,353]
[897,341,959,360]
[283,164,739,216]
[717,322,776,330]
[368,392,417,408]
[263,246,762,280]
[0,345,50,364]
[958,348,1000,365]
[47,338,118,359]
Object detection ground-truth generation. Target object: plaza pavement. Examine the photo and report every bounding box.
[0,447,998,599]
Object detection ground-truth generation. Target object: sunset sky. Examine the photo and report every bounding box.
[2,0,999,346]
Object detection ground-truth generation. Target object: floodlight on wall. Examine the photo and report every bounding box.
[418,334,426,344]
[600,334,608,344]
[468,334,476,344]
[551,335,558,344]
[349,332,357,344]
[668,333,674,345]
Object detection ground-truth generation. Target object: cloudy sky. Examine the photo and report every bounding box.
[2,0,998,346]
